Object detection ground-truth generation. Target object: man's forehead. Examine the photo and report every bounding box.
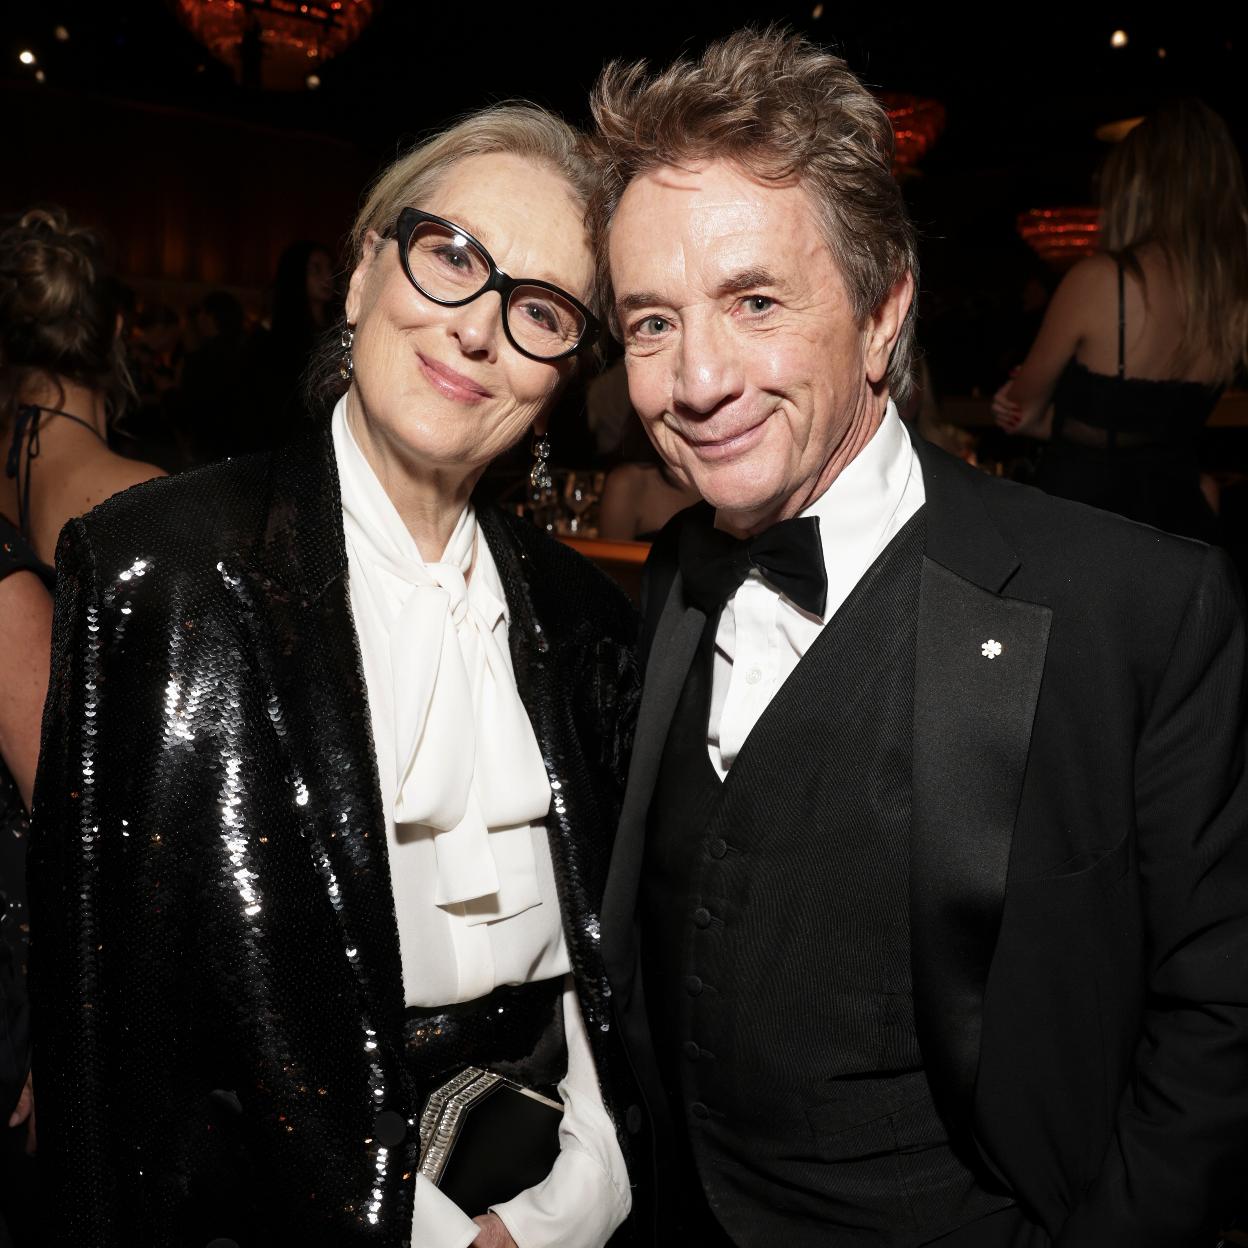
[613,160,825,282]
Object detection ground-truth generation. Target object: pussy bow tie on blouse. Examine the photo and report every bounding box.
[337,413,550,926]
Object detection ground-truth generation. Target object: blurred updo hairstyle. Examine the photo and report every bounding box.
[0,206,133,435]
[306,102,603,414]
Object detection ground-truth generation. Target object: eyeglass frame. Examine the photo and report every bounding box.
[391,207,601,363]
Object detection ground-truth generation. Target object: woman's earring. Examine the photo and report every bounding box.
[338,325,355,382]
[529,433,552,492]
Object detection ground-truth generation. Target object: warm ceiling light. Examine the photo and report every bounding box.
[18,50,36,65]
[34,69,46,83]
[1157,47,1167,59]
[811,3,824,16]
[53,25,69,41]
[1095,116,1144,142]
[305,73,322,89]
[1110,29,1128,48]
[175,0,374,91]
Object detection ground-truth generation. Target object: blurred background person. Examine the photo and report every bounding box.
[250,238,338,451]
[992,99,1248,541]
[0,207,165,569]
[0,517,52,1248]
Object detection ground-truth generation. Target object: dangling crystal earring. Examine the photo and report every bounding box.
[529,433,552,492]
[338,325,355,382]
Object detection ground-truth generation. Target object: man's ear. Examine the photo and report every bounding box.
[345,230,384,326]
[864,270,914,388]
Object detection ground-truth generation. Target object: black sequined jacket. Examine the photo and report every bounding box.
[28,421,640,1246]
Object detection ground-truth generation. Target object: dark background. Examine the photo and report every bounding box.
[4,1,1246,397]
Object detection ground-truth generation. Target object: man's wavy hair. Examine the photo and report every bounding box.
[588,27,918,401]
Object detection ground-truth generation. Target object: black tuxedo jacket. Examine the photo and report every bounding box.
[603,434,1248,1246]
[28,423,640,1246]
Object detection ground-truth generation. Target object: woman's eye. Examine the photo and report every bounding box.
[742,295,773,314]
[520,301,559,332]
[434,245,473,271]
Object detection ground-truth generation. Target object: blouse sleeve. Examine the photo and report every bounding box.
[489,974,632,1248]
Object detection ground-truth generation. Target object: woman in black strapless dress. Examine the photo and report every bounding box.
[992,99,1248,543]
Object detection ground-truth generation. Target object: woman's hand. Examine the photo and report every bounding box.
[991,376,1024,433]
[471,1213,517,1248]
[8,1071,34,1153]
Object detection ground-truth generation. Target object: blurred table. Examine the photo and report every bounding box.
[557,536,650,604]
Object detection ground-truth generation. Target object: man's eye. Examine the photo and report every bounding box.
[742,295,773,314]
[637,316,670,336]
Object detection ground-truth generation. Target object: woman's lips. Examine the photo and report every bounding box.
[416,353,492,402]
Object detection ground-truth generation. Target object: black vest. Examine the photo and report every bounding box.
[640,513,1012,1247]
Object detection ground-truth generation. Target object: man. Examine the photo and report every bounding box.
[588,28,1248,1248]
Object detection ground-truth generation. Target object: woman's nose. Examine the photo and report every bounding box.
[447,294,502,361]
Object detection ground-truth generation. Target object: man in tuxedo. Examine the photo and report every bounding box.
[588,28,1248,1248]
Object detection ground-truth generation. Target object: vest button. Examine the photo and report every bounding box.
[693,907,712,929]
[691,1102,709,1120]
[709,837,728,859]
[372,1110,407,1147]
[683,1041,701,1061]
[685,975,704,996]
[625,1104,644,1134]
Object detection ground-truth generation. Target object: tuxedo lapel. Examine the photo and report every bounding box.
[909,437,1052,1136]
[602,572,706,995]
[232,424,406,1039]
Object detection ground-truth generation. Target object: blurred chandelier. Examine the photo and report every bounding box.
[1017,207,1101,268]
[879,94,946,175]
[174,0,376,90]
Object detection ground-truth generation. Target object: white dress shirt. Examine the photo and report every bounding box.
[331,402,631,1248]
[708,403,925,777]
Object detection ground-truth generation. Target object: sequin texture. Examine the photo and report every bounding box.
[28,423,640,1244]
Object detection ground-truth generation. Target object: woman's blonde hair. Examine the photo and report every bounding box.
[588,26,919,401]
[308,103,600,410]
[1099,98,1248,384]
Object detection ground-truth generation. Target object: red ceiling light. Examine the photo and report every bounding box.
[1017,207,1101,268]
[880,93,946,175]
[174,0,375,90]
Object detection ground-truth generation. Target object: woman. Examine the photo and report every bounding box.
[991,99,1248,540]
[0,208,166,567]
[30,107,638,1247]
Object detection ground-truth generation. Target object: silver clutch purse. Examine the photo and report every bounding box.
[417,1066,564,1209]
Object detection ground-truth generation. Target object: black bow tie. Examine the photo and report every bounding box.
[678,507,827,616]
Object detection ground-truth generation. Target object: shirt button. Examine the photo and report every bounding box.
[683,1041,701,1061]
[691,1102,710,1120]
[709,837,728,859]
[693,907,712,929]
[685,975,704,996]
[745,666,762,685]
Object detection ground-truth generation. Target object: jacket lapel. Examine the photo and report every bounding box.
[909,436,1052,1136]
[602,572,706,998]
[232,422,406,1040]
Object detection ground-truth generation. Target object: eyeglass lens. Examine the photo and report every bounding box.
[406,219,587,360]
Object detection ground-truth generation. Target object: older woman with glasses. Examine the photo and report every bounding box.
[30,106,636,1248]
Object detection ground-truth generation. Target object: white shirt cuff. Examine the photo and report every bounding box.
[491,1143,631,1248]
[411,1172,479,1248]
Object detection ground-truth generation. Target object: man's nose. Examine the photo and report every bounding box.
[670,317,744,416]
